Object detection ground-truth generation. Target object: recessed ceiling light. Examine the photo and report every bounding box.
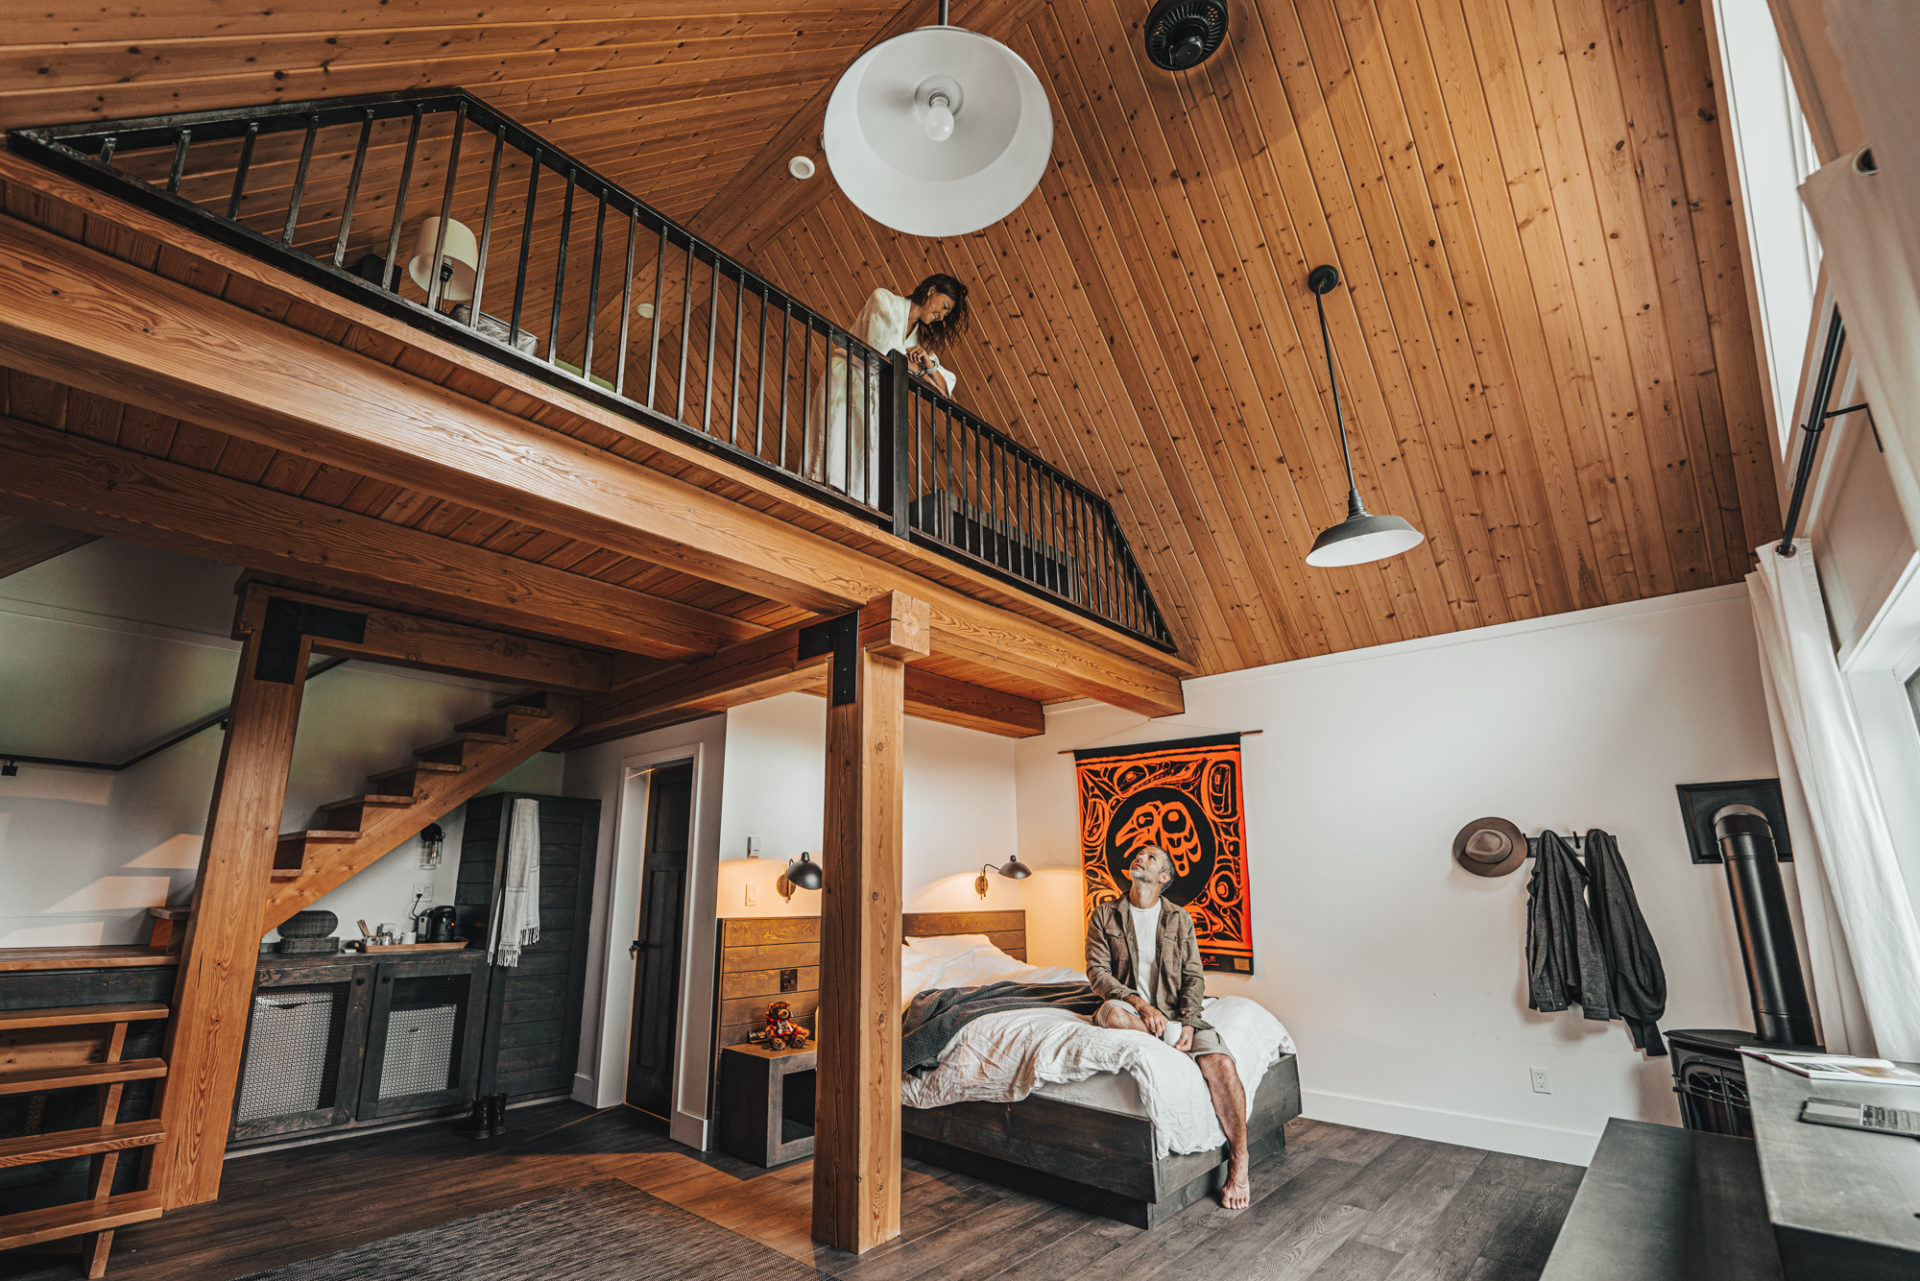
[788,155,816,180]
[635,301,655,319]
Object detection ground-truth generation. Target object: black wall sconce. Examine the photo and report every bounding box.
[779,851,824,901]
[975,855,1031,899]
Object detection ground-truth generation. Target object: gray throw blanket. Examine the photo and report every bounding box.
[900,981,1104,1074]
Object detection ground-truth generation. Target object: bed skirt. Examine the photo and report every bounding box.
[900,1053,1302,1228]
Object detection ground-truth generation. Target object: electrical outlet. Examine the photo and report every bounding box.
[411,881,435,901]
[1529,1067,1552,1095]
[744,882,758,907]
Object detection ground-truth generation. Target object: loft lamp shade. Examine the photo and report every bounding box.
[823,4,1052,236]
[974,855,1031,899]
[779,851,824,900]
[1303,265,1424,568]
[407,216,479,303]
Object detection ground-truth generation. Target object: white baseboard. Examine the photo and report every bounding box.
[671,1109,707,1151]
[572,1072,603,1107]
[1300,1089,1601,1167]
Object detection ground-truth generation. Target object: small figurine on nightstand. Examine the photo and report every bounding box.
[761,1000,809,1050]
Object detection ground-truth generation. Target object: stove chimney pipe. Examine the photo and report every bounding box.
[1712,804,1819,1046]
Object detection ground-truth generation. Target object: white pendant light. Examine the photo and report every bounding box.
[823,1,1052,237]
[1303,265,1425,568]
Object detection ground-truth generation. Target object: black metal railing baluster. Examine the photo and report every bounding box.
[466,127,504,329]
[166,128,190,195]
[778,301,792,471]
[800,320,814,477]
[645,228,665,409]
[424,103,466,312]
[98,135,117,165]
[508,148,540,351]
[581,191,607,382]
[676,238,694,423]
[614,208,636,397]
[379,107,423,292]
[703,253,720,434]
[842,333,854,499]
[546,169,576,368]
[730,268,745,447]
[754,286,768,459]
[331,113,372,268]
[281,115,318,245]
[225,120,259,220]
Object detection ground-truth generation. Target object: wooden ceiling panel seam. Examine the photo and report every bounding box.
[1375,0,1595,616]
[1030,3,1323,664]
[1444,0,1644,605]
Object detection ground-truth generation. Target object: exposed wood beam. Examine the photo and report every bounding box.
[903,667,1044,738]
[813,592,924,1253]
[0,414,755,660]
[0,513,96,579]
[568,620,835,746]
[0,212,1185,718]
[157,604,311,1208]
[234,582,615,692]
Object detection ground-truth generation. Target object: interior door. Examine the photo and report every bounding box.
[625,762,692,1119]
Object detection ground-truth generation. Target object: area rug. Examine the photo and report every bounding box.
[235,1180,821,1280]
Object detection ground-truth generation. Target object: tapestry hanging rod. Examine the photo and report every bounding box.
[1056,728,1263,755]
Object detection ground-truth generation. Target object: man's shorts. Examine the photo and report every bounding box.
[1184,1025,1229,1060]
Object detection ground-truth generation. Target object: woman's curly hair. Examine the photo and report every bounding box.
[908,273,970,354]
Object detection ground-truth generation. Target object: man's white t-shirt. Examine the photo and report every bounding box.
[1129,897,1163,996]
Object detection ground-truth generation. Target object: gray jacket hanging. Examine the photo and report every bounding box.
[1583,829,1668,1056]
[1525,829,1668,1056]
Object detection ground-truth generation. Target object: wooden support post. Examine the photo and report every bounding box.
[156,603,313,1208]
[812,592,928,1254]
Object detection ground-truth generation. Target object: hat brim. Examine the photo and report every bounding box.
[1452,817,1528,878]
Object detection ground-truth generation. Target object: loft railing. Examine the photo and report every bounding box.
[10,89,1174,651]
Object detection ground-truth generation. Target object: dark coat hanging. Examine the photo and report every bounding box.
[1582,829,1669,1055]
[1524,829,1668,1057]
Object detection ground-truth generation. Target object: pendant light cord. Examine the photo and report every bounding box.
[1314,287,1360,498]
[938,0,950,24]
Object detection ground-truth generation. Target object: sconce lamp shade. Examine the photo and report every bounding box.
[974,855,1031,898]
[779,851,824,900]
[823,25,1052,236]
[407,216,479,302]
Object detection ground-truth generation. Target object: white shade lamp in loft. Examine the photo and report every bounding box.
[406,216,480,305]
[822,0,1053,237]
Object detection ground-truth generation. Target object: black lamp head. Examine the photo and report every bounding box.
[1144,0,1228,72]
[974,855,1031,898]
[779,851,823,900]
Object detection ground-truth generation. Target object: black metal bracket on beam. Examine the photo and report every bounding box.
[255,596,368,683]
[797,612,859,706]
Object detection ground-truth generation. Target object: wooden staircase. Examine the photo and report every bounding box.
[263,691,581,933]
[0,1003,170,1277]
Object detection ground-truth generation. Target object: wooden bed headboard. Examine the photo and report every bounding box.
[714,909,1025,1051]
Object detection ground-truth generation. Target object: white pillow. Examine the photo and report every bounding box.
[905,932,995,956]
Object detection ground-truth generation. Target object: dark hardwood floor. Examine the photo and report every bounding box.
[2,1103,1584,1281]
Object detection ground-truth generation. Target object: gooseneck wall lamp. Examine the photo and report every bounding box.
[778,851,824,901]
[975,855,1031,899]
[1303,265,1426,568]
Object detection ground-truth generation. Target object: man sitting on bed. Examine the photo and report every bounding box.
[1086,844,1252,1210]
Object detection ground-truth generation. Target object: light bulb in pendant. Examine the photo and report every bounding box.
[924,94,955,142]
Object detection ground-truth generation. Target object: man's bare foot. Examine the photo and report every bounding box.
[1221,1157,1251,1210]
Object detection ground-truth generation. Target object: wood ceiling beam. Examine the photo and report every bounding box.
[233,582,616,692]
[0,513,96,580]
[569,621,837,746]
[0,414,755,661]
[0,212,1184,717]
[902,667,1044,738]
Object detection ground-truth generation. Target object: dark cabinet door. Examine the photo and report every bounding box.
[230,961,376,1141]
[359,953,486,1119]
[626,762,692,1119]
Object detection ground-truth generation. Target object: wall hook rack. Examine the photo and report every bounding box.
[1525,829,1589,860]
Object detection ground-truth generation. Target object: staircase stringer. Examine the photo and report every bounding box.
[260,695,581,933]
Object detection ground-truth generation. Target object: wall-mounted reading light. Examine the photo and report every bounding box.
[778,851,824,901]
[975,855,1031,899]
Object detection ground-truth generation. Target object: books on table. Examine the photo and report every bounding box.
[1739,1048,1920,1087]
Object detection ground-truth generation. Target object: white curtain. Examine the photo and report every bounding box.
[491,798,542,968]
[1748,543,1920,1058]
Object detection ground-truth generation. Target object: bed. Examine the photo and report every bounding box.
[711,910,1301,1228]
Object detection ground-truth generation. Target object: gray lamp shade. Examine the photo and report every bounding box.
[785,851,824,891]
[1306,500,1426,568]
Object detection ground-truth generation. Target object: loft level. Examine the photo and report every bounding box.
[7,89,1173,652]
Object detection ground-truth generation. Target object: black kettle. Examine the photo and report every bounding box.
[423,905,459,944]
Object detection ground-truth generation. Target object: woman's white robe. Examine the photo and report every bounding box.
[814,288,957,502]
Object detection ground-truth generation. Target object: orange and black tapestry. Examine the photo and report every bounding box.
[1076,734,1253,973]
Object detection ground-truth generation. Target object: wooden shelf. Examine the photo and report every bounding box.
[0,947,178,973]
[0,1190,165,1252]
[0,1003,169,1032]
[0,1059,169,1097]
[0,1120,165,1170]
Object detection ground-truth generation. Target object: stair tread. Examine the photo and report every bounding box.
[416,733,509,752]
[370,761,462,778]
[0,1189,165,1251]
[0,1059,169,1096]
[280,829,361,842]
[493,691,556,711]
[0,1120,165,1170]
[320,793,416,810]
[0,1003,168,1032]
[454,708,548,733]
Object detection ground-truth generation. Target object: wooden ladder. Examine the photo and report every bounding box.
[0,1003,171,1277]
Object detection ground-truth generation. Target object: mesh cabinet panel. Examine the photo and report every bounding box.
[378,1004,458,1098]
[236,987,345,1121]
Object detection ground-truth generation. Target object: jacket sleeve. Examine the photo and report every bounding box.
[859,288,905,353]
[1085,909,1133,1003]
[1173,910,1210,1028]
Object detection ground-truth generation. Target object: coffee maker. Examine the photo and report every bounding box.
[422,905,459,944]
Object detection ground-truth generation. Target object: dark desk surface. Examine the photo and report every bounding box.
[1539,1118,1783,1281]
[1747,1057,1920,1281]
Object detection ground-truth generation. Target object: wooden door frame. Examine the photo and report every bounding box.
[582,725,725,1150]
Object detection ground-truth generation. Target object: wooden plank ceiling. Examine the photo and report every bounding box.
[0,0,1780,678]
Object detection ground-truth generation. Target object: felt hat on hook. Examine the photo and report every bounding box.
[1452,817,1528,878]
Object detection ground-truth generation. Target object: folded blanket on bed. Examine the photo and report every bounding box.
[901,980,1103,1073]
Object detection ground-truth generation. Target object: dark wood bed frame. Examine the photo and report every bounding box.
[713,909,1301,1228]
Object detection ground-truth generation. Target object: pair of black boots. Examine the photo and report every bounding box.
[453,1093,509,1140]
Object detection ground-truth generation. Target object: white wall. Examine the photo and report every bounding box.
[1015,586,1785,1166]
[0,540,562,949]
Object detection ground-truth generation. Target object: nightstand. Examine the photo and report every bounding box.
[717,1042,816,1167]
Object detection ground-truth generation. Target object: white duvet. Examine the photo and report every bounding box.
[896,938,1295,1157]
